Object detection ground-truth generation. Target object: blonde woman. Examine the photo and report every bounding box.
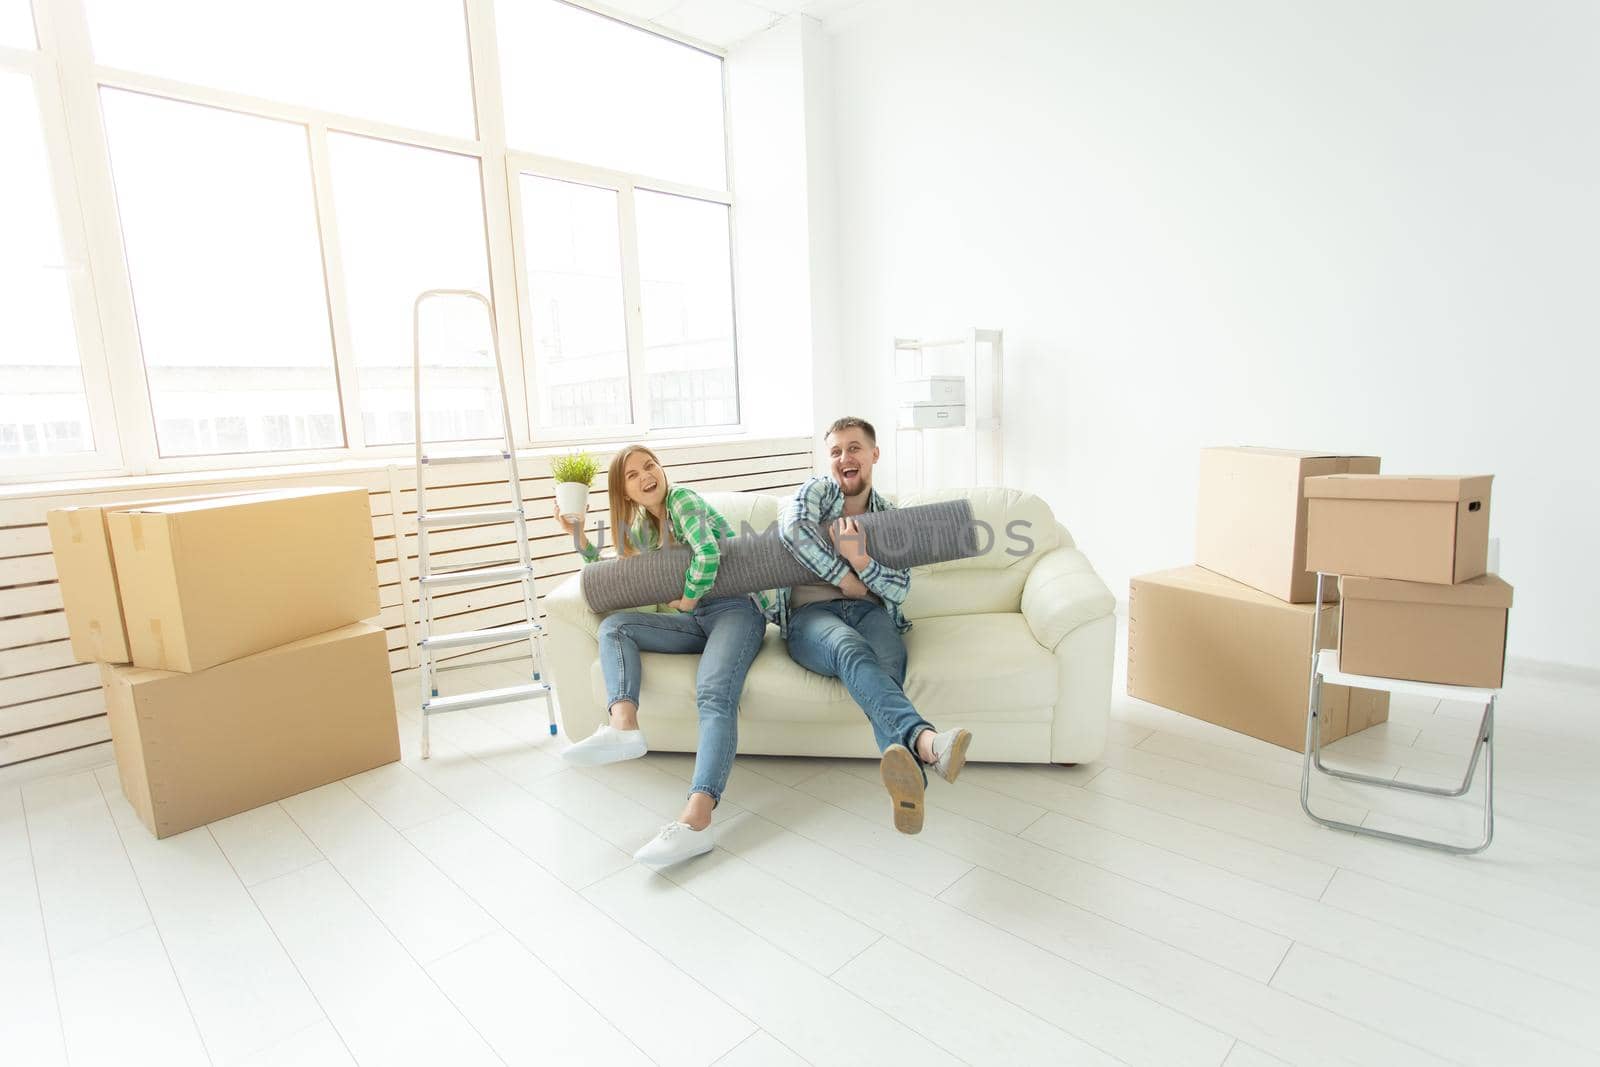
[555,444,770,867]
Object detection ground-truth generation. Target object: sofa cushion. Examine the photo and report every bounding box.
[590,612,1056,726]
[902,613,1059,713]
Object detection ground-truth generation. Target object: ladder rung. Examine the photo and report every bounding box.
[422,449,511,465]
[420,564,532,588]
[423,682,551,715]
[420,622,539,650]
[418,507,521,528]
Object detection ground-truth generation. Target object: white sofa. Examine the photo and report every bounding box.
[542,486,1116,765]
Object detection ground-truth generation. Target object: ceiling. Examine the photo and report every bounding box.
[589,0,869,49]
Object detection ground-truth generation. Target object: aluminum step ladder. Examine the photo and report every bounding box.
[411,289,556,758]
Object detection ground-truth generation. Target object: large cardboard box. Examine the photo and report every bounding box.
[1195,447,1381,603]
[1304,474,1492,585]
[1339,574,1512,688]
[1128,566,1389,751]
[101,623,399,838]
[108,487,380,672]
[47,494,240,663]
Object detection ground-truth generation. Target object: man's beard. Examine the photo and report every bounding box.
[841,475,871,502]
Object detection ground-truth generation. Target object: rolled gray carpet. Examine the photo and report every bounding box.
[579,499,979,613]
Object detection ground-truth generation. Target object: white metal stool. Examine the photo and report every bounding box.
[1300,573,1497,855]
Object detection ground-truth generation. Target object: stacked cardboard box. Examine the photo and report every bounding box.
[1306,475,1511,688]
[1128,447,1391,751]
[48,487,399,838]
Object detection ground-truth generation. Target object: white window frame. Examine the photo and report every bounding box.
[505,151,737,445]
[0,24,124,479]
[0,0,742,486]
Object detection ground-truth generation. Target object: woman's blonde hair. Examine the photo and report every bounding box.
[607,444,671,557]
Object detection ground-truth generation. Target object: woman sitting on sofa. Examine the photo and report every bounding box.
[554,444,770,867]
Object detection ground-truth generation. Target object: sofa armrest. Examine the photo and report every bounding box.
[1021,546,1116,653]
[542,571,601,640]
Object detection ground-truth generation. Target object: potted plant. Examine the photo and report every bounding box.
[551,450,599,519]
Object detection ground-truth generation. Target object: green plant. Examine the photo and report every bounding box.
[551,450,599,486]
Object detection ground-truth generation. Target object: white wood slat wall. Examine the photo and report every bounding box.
[0,436,814,772]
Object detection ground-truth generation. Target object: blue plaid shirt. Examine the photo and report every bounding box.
[774,476,912,635]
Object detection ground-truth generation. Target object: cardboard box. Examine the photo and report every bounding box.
[1196,447,1381,603]
[1305,474,1492,585]
[1128,566,1389,751]
[47,494,246,664]
[108,487,380,672]
[1339,574,1512,688]
[101,623,399,838]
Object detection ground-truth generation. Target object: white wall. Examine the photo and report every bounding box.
[822,0,1600,669]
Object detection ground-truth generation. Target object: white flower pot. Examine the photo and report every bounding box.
[555,481,591,518]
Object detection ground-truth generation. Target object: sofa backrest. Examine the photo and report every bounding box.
[697,490,785,534]
[695,485,1064,620]
[897,487,1063,619]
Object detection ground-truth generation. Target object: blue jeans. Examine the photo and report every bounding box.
[597,596,765,804]
[785,599,933,781]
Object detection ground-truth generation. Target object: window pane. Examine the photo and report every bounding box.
[101,90,343,457]
[520,174,632,429]
[500,1,725,189]
[85,0,473,136]
[328,135,499,447]
[635,191,738,429]
[0,71,94,458]
[0,0,36,48]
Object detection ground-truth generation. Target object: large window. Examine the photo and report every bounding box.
[83,0,475,136]
[327,134,497,446]
[0,0,34,48]
[636,190,738,429]
[101,90,344,457]
[0,70,95,458]
[0,0,739,481]
[498,0,726,190]
[519,174,633,429]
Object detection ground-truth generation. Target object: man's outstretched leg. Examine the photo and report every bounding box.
[787,601,970,833]
[846,600,972,790]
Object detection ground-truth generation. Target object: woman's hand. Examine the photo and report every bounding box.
[553,501,588,544]
[667,596,700,613]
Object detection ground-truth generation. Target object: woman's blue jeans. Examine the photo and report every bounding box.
[597,596,766,804]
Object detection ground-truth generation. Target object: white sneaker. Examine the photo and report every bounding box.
[925,727,973,783]
[561,724,647,767]
[633,822,713,867]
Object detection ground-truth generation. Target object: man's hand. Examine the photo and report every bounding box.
[667,596,700,613]
[838,572,871,599]
[828,516,871,572]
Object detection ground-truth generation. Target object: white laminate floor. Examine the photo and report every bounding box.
[4,639,1599,1066]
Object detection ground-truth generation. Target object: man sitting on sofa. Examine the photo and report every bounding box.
[777,416,972,835]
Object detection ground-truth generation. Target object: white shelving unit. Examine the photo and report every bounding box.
[891,328,1003,494]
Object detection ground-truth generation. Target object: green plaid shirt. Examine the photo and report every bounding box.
[580,486,777,617]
